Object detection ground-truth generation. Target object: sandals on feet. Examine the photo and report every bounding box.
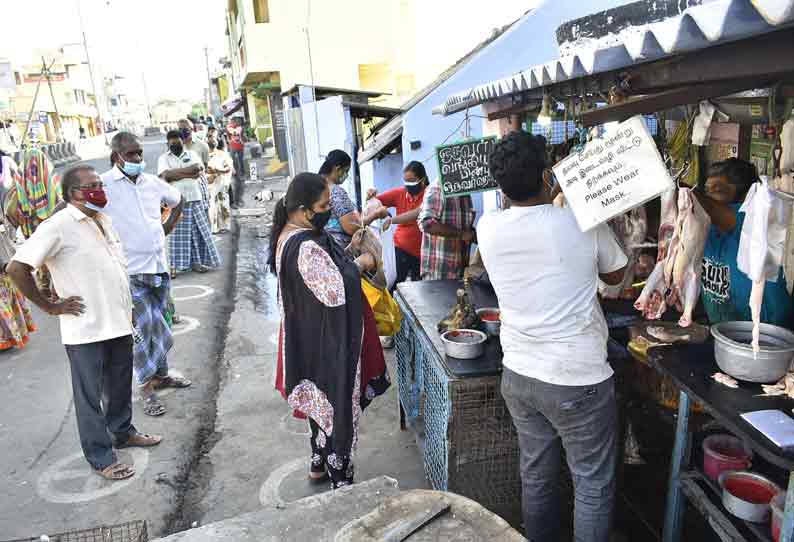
[96,462,135,480]
[142,394,166,417]
[154,374,192,389]
[117,432,163,448]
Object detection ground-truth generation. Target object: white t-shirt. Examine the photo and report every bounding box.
[477,204,627,386]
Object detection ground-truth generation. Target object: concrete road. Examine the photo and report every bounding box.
[0,136,235,539]
[174,175,428,532]
[0,147,429,540]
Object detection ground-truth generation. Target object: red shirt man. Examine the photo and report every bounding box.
[370,162,428,288]
[227,119,244,152]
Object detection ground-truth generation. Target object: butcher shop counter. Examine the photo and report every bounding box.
[393,279,520,523]
[646,343,794,542]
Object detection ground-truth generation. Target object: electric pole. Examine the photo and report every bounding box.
[142,73,153,124]
[204,46,214,120]
[76,0,109,143]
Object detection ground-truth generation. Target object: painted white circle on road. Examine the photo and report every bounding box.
[37,448,149,504]
[172,285,215,301]
[172,316,200,336]
[259,458,306,508]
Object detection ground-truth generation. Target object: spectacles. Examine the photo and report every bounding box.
[75,182,103,191]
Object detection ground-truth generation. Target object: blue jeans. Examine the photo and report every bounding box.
[501,367,617,542]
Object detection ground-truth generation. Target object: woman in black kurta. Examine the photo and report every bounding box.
[270,173,390,488]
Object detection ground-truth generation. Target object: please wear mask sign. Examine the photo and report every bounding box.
[552,115,674,232]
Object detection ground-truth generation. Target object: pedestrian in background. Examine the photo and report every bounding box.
[227,116,245,207]
[103,132,190,417]
[207,137,233,234]
[417,173,476,280]
[178,119,211,221]
[8,165,162,481]
[158,129,221,277]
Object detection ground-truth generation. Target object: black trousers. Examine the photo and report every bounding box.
[393,246,421,291]
[64,335,136,470]
[230,149,245,207]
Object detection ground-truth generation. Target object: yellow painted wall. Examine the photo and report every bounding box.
[232,0,535,106]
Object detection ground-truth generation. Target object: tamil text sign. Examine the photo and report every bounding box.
[553,116,673,231]
[436,136,497,198]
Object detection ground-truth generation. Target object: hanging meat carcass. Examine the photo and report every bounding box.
[635,188,711,327]
[600,207,648,298]
[634,188,678,319]
[663,188,711,327]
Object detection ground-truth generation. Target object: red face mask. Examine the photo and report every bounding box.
[80,188,108,209]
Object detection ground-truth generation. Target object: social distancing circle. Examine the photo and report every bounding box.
[258,458,307,508]
[37,448,149,504]
[172,316,200,336]
[172,285,215,302]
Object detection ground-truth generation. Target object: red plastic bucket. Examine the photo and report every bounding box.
[703,434,753,482]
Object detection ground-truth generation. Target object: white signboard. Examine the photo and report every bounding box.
[553,115,674,231]
[249,161,258,182]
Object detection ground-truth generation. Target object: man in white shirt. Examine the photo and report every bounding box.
[157,129,221,276]
[477,131,627,542]
[8,165,162,481]
[104,131,189,417]
[178,118,210,166]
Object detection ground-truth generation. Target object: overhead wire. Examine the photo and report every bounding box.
[418,109,471,166]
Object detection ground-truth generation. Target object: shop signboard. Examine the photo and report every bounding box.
[553,115,674,232]
[436,136,498,198]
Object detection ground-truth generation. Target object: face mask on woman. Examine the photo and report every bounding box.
[405,182,423,196]
[309,209,332,230]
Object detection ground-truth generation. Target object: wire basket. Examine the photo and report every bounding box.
[3,520,148,542]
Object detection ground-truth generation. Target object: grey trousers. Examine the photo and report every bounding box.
[64,335,137,470]
[501,367,617,542]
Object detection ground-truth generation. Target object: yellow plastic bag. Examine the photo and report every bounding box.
[361,279,402,336]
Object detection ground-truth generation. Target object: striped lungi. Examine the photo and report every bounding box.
[130,273,173,385]
[198,176,210,211]
[168,201,221,271]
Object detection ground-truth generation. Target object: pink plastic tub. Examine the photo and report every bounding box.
[703,434,753,482]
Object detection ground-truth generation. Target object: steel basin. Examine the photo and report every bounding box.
[711,321,794,383]
[719,470,782,523]
[440,329,487,359]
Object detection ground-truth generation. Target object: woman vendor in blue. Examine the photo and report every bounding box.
[695,158,794,327]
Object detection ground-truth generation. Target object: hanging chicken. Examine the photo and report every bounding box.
[663,188,711,327]
[635,188,711,327]
[634,188,677,319]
